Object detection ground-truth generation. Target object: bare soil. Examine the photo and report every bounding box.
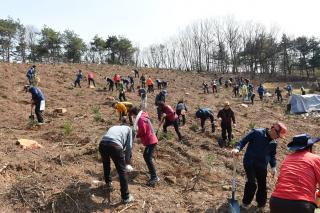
[0,63,319,213]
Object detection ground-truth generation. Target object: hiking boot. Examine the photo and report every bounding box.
[122,194,134,204]
[256,206,265,213]
[105,182,113,192]
[240,203,250,210]
[146,177,160,186]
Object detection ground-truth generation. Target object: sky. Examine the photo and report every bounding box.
[1,0,320,48]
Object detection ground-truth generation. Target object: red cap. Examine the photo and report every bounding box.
[272,122,287,138]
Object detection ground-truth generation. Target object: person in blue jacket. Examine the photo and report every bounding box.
[26,65,36,84]
[74,70,83,88]
[257,84,265,101]
[231,122,287,211]
[287,84,293,96]
[28,86,45,123]
[195,108,215,133]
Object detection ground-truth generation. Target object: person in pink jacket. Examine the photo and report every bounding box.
[130,107,159,186]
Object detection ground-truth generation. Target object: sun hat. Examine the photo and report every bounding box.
[287,134,320,151]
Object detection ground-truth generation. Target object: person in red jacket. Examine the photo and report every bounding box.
[87,72,96,87]
[270,134,320,213]
[130,107,159,186]
[158,101,183,141]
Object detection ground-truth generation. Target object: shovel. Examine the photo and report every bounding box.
[228,155,240,213]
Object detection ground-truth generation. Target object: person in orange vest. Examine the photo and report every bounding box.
[87,72,96,87]
[146,77,154,93]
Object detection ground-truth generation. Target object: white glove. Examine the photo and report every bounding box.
[231,149,239,155]
[125,165,134,172]
[271,167,277,178]
[233,123,236,127]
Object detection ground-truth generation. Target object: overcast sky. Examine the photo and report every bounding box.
[2,0,319,48]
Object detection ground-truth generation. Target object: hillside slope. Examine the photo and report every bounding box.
[0,63,319,213]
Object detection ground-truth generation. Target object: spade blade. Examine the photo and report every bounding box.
[228,198,240,213]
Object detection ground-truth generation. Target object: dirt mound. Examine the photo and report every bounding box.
[0,63,319,212]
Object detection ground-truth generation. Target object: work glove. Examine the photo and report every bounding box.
[231,148,239,155]
[271,167,277,178]
[233,123,236,127]
[125,165,134,172]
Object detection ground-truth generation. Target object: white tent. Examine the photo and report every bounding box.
[288,94,320,114]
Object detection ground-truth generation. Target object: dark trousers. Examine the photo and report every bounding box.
[119,92,126,101]
[35,103,44,123]
[203,87,209,93]
[251,93,255,104]
[270,196,316,213]
[221,123,232,141]
[108,84,114,91]
[88,78,96,87]
[200,116,215,133]
[99,142,129,200]
[141,82,146,88]
[277,95,282,102]
[74,80,81,88]
[143,144,157,179]
[163,119,182,140]
[129,84,135,92]
[157,84,161,90]
[135,72,139,78]
[243,163,267,207]
[176,110,186,125]
[147,85,154,93]
[259,93,263,101]
[212,85,217,93]
[234,89,239,97]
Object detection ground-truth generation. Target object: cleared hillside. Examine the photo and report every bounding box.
[0,63,319,213]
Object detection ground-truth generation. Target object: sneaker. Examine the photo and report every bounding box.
[146,177,160,186]
[105,182,113,192]
[240,203,250,210]
[122,194,134,204]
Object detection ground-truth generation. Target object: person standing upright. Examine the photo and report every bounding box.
[231,122,287,211]
[217,101,236,147]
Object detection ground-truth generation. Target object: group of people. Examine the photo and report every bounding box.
[231,123,320,213]
[25,65,45,124]
[24,65,320,212]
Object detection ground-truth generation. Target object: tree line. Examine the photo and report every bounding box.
[1,16,320,78]
[0,17,136,65]
[141,17,320,78]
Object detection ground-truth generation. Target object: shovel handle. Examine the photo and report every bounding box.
[232,154,237,196]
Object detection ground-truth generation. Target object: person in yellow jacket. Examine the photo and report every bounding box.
[241,84,248,101]
[112,102,133,125]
